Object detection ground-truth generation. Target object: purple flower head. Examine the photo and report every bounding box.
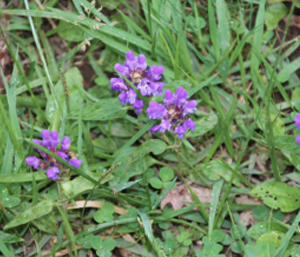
[183,118,196,131]
[41,130,51,149]
[118,91,128,106]
[58,151,69,160]
[295,114,300,130]
[146,65,164,81]
[69,158,82,168]
[148,87,197,139]
[25,130,82,181]
[126,89,137,105]
[32,139,47,158]
[296,136,300,145]
[150,125,161,133]
[25,156,42,169]
[174,126,187,139]
[133,99,144,114]
[61,137,71,151]
[50,130,60,150]
[110,78,127,92]
[47,167,60,181]
[110,51,164,113]
[147,101,168,119]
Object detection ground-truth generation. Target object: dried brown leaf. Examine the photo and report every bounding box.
[67,200,126,215]
[160,183,212,210]
[240,210,255,227]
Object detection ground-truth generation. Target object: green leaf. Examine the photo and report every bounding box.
[91,236,103,250]
[231,241,244,254]
[278,57,300,83]
[230,225,246,240]
[252,205,270,221]
[254,108,285,135]
[201,160,241,186]
[257,231,285,248]
[149,177,163,189]
[2,196,20,208]
[250,181,300,212]
[33,213,58,234]
[290,244,300,257]
[4,200,53,230]
[0,171,47,183]
[102,202,115,215]
[177,231,190,243]
[211,230,225,243]
[46,67,85,122]
[68,98,128,121]
[203,241,223,255]
[0,231,23,243]
[133,139,168,156]
[245,242,276,257]
[62,170,112,199]
[57,20,86,42]
[265,3,288,31]
[96,249,112,257]
[103,238,116,251]
[247,221,288,239]
[159,167,174,182]
[0,184,8,198]
[94,210,114,224]
[188,113,218,137]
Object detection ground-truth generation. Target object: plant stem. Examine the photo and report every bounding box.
[57,180,74,257]
[177,140,182,177]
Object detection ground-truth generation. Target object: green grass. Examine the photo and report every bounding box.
[1,0,300,256]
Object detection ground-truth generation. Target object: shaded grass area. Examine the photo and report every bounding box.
[1,0,300,256]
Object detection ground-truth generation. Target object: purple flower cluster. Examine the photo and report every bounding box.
[110,51,164,113]
[147,87,197,139]
[25,130,82,180]
[295,114,300,144]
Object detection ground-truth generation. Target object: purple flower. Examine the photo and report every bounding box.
[41,130,51,149]
[69,158,82,168]
[147,102,167,119]
[174,126,187,139]
[110,51,164,113]
[159,120,172,133]
[133,99,144,114]
[296,114,300,130]
[58,151,69,160]
[61,137,71,151]
[25,130,82,181]
[110,78,127,92]
[47,167,60,181]
[25,156,42,169]
[146,65,164,81]
[118,91,128,105]
[296,136,300,145]
[183,118,196,131]
[50,130,60,150]
[147,87,197,139]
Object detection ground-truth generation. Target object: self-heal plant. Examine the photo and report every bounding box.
[147,87,197,139]
[110,51,164,113]
[25,130,82,180]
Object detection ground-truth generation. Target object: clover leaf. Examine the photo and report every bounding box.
[149,167,175,189]
[94,202,115,223]
[77,234,116,256]
[176,231,192,246]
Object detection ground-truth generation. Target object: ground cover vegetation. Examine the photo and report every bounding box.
[1,0,300,256]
